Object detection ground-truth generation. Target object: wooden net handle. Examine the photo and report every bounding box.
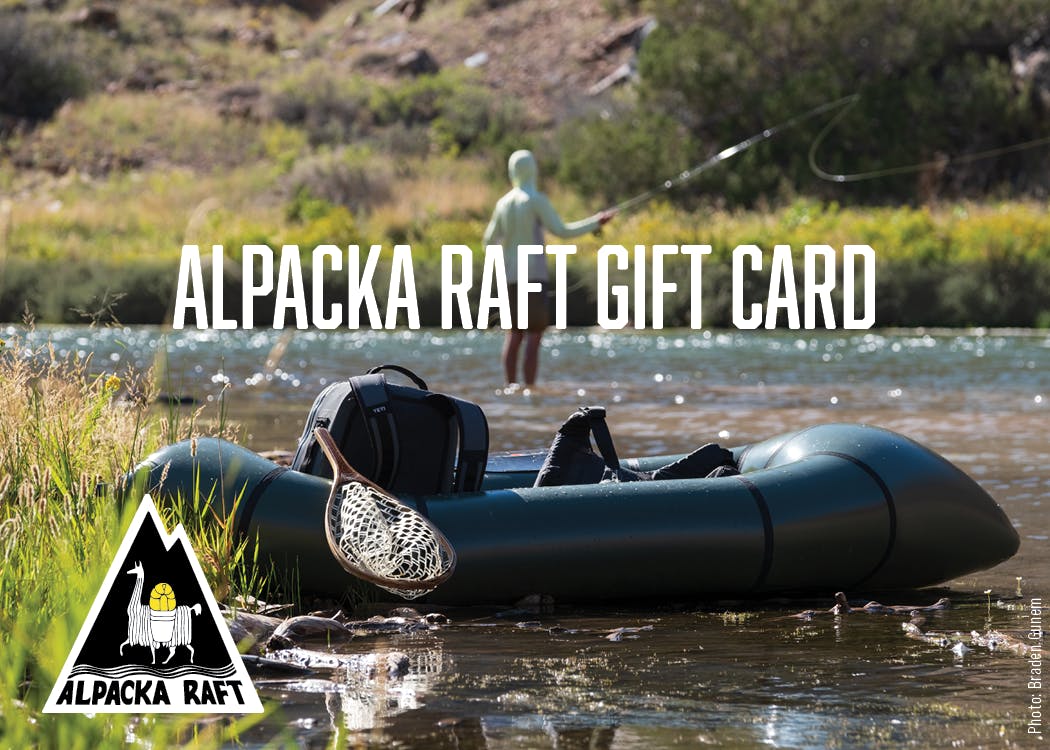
[314,427,457,593]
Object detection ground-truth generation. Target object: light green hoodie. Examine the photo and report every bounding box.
[483,150,602,283]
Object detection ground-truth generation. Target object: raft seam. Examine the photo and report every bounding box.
[235,467,289,539]
[736,475,775,591]
[812,450,898,588]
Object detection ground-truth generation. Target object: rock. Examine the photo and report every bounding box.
[345,615,431,635]
[603,625,654,642]
[224,610,285,655]
[71,3,119,32]
[396,49,440,76]
[588,17,654,60]
[387,607,422,618]
[272,615,353,643]
[241,653,315,677]
[374,0,404,16]
[971,629,1031,654]
[830,591,852,615]
[383,652,411,678]
[464,51,489,69]
[374,0,427,19]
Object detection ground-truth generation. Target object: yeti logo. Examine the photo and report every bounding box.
[43,495,262,714]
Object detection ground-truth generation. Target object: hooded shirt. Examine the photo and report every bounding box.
[482,150,602,283]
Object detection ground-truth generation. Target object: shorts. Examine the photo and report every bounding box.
[507,283,550,332]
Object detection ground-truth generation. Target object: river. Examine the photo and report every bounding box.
[13,324,1049,748]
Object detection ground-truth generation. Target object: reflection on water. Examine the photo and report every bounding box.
[245,599,1041,749]
[8,324,1049,748]
[255,640,445,738]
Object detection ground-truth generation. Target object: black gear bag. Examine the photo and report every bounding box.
[292,365,488,495]
[534,406,737,487]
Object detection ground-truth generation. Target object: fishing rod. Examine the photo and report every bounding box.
[808,99,1050,182]
[607,94,860,215]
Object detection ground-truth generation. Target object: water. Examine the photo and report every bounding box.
[10,324,1049,747]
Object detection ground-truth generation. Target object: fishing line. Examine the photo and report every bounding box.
[607,94,860,215]
[808,97,1050,182]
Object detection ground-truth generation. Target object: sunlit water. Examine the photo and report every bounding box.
[11,325,1049,748]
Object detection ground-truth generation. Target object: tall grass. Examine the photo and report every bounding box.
[0,334,278,747]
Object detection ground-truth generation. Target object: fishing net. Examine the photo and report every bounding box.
[316,426,456,600]
[327,480,455,599]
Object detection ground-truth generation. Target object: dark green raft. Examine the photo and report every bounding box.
[128,423,1019,604]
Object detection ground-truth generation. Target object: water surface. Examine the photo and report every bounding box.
[12,325,1049,748]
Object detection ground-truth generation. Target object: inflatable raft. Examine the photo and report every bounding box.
[128,423,1019,604]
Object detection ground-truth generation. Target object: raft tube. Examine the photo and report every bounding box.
[127,424,1019,604]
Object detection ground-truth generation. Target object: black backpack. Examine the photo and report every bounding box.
[291,365,488,495]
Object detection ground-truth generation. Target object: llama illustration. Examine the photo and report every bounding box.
[118,561,201,664]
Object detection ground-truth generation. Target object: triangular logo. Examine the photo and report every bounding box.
[44,495,263,714]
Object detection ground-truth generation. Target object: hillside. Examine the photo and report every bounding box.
[1,0,1049,327]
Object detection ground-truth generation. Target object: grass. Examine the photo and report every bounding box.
[0,332,286,747]
[4,186,1049,326]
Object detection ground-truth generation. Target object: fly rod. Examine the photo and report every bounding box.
[608,94,860,215]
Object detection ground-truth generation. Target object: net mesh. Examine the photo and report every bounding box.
[329,480,454,599]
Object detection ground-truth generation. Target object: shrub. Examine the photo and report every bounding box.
[555,103,694,205]
[267,62,375,146]
[285,147,393,215]
[11,93,267,175]
[561,0,1050,206]
[0,16,87,126]
[432,84,525,155]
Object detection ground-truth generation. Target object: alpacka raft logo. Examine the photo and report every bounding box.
[44,495,263,713]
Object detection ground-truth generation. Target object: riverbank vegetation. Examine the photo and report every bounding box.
[0,337,272,746]
[3,198,1048,327]
[1,0,1048,327]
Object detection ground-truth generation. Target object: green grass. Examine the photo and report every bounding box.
[0,334,286,747]
[3,192,1049,326]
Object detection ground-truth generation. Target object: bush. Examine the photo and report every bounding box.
[555,103,694,206]
[432,84,526,155]
[267,62,375,146]
[560,0,1050,207]
[10,92,268,175]
[285,147,393,215]
[0,16,87,126]
[266,65,522,155]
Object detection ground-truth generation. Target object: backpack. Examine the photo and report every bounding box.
[291,365,488,495]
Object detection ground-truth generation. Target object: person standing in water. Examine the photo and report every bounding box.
[483,149,615,386]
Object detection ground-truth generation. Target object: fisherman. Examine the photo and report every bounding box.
[483,149,615,386]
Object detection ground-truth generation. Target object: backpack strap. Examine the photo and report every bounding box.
[450,398,489,492]
[349,373,400,489]
[583,406,621,470]
[424,393,458,495]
